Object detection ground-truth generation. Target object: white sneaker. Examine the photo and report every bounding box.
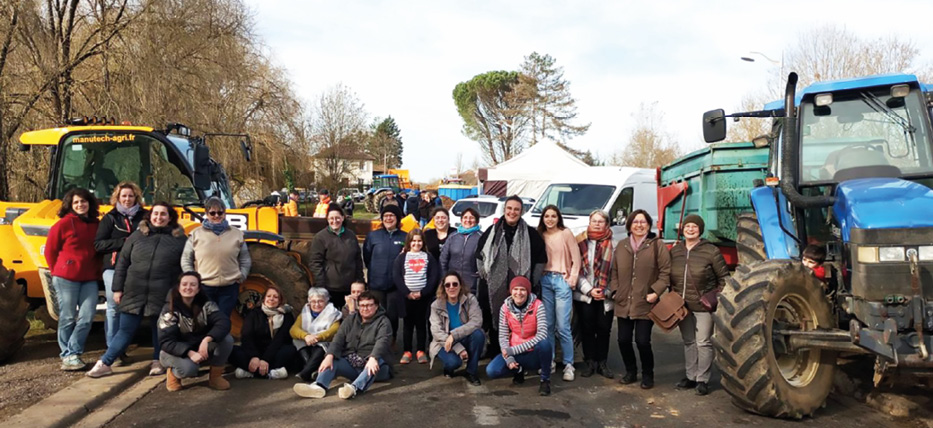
[235,368,254,379]
[61,355,86,371]
[149,360,166,376]
[86,360,113,378]
[268,367,288,380]
[293,382,327,399]
[338,383,357,399]
[562,364,575,382]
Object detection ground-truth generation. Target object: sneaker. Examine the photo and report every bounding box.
[619,372,637,385]
[466,373,482,386]
[512,368,525,385]
[443,369,454,378]
[293,382,327,399]
[676,378,698,389]
[235,368,254,379]
[416,351,428,364]
[61,355,85,371]
[269,367,288,380]
[86,360,113,378]
[696,382,710,396]
[596,361,615,379]
[538,380,551,396]
[338,383,357,399]
[562,365,575,382]
[400,352,412,365]
[149,360,166,376]
[580,360,595,378]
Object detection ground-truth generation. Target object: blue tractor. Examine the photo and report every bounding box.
[364,174,401,213]
[704,73,933,418]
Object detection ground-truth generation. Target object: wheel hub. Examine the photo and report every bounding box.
[772,293,822,387]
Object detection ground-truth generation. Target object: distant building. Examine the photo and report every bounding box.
[311,147,375,188]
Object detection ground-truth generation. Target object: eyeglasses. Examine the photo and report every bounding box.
[630,220,648,225]
[444,282,460,288]
[207,211,225,217]
[359,303,377,309]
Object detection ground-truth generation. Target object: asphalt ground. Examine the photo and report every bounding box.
[103,326,908,428]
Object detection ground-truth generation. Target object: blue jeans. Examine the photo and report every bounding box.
[102,270,120,348]
[53,277,98,358]
[541,272,574,365]
[486,338,553,381]
[202,283,239,318]
[101,312,160,366]
[436,329,485,376]
[315,356,391,393]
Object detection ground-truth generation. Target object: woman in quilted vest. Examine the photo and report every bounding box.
[669,214,728,396]
[609,209,670,390]
[485,276,553,396]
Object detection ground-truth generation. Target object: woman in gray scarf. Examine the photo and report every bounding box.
[475,196,547,355]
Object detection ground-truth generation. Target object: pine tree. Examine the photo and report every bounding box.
[519,52,590,145]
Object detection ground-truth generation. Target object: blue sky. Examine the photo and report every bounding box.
[244,0,933,182]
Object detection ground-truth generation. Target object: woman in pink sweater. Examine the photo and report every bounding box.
[536,205,581,381]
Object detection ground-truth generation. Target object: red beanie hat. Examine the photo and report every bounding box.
[509,276,531,293]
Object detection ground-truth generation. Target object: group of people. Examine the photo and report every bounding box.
[45,182,731,400]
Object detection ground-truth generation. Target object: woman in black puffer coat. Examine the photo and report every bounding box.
[86,202,188,378]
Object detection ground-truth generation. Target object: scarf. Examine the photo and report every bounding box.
[480,218,531,325]
[458,224,480,235]
[295,302,342,349]
[261,304,286,337]
[204,219,229,235]
[630,234,647,252]
[580,228,613,290]
[115,203,141,218]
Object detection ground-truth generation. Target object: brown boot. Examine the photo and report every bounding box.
[209,366,230,390]
[166,368,182,392]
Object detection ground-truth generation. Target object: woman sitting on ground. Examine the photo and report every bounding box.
[157,272,233,391]
[229,286,297,379]
[429,271,485,386]
[291,287,342,382]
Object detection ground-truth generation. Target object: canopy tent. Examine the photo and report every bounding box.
[480,141,588,198]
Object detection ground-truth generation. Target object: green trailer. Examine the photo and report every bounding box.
[656,141,769,265]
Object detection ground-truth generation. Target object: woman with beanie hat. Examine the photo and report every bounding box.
[669,214,728,396]
[363,203,407,338]
[485,276,553,396]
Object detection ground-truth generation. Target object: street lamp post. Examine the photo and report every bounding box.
[740,51,784,78]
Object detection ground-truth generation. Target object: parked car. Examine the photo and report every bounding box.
[450,195,534,232]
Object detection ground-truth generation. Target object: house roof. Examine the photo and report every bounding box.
[313,146,375,161]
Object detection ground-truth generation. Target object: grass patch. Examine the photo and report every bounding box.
[25,310,54,338]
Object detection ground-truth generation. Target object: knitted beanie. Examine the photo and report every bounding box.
[682,214,705,236]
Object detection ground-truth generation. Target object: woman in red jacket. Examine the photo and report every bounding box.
[44,188,102,371]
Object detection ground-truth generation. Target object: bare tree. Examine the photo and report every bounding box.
[725,92,773,143]
[311,84,369,192]
[610,102,681,168]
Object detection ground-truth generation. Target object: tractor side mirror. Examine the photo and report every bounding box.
[240,140,252,162]
[703,109,727,143]
[193,144,211,190]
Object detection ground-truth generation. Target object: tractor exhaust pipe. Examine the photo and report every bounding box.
[779,72,836,208]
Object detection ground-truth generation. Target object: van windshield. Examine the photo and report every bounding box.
[531,184,615,216]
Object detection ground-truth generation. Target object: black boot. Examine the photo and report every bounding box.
[696,382,709,396]
[640,373,654,389]
[580,360,595,378]
[512,369,525,385]
[619,372,637,385]
[596,360,614,379]
[538,380,551,396]
[675,377,697,389]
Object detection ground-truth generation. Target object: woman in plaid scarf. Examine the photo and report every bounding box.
[573,210,615,379]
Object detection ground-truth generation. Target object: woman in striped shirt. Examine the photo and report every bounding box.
[392,228,440,364]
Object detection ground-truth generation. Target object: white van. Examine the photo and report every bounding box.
[523,167,658,240]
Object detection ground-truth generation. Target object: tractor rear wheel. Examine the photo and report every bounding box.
[364,193,376,213]
[712,260,835,418]
[736,212,767,265]
[232,244,311,338]
[372,191,387,214]
[0,262,30,364]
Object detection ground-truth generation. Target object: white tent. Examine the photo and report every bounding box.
[483,141,588,199]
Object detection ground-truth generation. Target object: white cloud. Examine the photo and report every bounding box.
[245,0,933,181]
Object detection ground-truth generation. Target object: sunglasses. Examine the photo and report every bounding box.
[207,211,225,216]
[444,282,460,288]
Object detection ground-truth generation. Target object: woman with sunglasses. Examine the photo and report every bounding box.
[181,196,252,317]
[428,271,484,385]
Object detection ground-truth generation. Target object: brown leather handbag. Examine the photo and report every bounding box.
[648,291,689,332]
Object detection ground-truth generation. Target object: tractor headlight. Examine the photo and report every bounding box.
[21,225,50,237]
[919,246,933,261]
[857,246,878,263]
[879,246,906,262]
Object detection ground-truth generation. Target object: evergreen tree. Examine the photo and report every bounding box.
[519,52,590,145]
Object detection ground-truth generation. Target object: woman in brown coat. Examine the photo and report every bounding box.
[669,214,728,396]
[609,209,670,389]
